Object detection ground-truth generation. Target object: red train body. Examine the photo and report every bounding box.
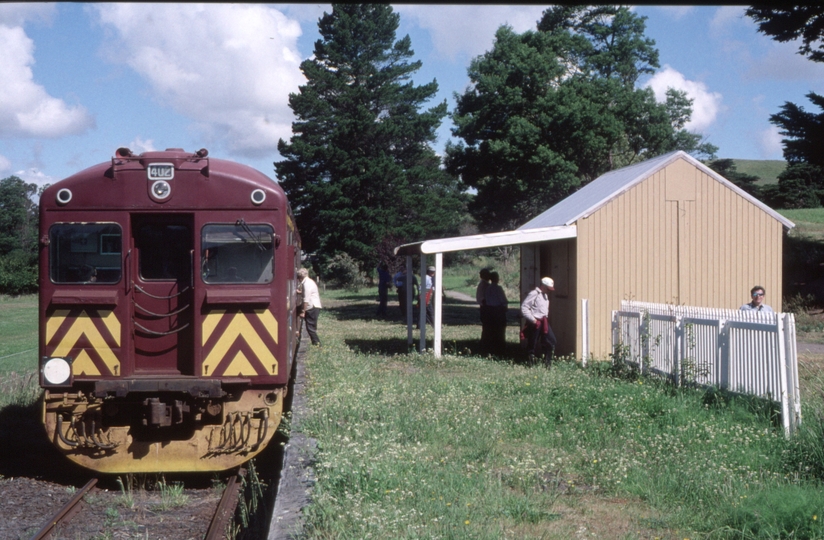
[38,148,300,473]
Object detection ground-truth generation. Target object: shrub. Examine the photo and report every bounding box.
[0,249,37,295]
[324,252,368,291]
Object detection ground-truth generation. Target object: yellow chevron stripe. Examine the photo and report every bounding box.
[46,310,71,344]
[72,350,101,376]
[255,309,278,343]
[223,351,258,376]
[99,310,121,347]
[52,311,120,376]
[202,309,226,344]
[202,312,276,376]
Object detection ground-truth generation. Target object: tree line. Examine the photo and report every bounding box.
[3,5,822,293]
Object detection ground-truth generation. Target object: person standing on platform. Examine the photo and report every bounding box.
[376,263,392,317]
[476,268,491,352]
[297,268,322,346]
[395,267,418,322]
[419,266,436,328]
[485,271,508,355]
[520,277,557,367]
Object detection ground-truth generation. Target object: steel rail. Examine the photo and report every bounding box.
[31,478,98,540]
[204,469,245,540]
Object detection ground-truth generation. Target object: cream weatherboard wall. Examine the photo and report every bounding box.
[575,158,785,359]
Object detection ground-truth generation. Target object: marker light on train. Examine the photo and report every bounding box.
[56,188,72,205]
[42,357,73,386]
[251,189,266,205]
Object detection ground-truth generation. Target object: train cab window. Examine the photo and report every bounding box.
[136,224,191,281]
[201,223,274,284]
[49,223,122,284]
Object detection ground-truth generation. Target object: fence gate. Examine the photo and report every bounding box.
[612,301,800,435]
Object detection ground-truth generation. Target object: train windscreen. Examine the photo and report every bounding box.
[201,223,274,283]
[49,223,122,283]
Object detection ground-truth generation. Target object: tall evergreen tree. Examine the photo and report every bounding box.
[446,6,715,232]
[746,7,824,208]
[275,4,468,270]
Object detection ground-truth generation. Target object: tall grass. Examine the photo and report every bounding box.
[300,289,824,539]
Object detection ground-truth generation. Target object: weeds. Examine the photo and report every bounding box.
[116,475,135,509]
[152,476,188,511]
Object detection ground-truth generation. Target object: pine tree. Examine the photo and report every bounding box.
[275,4,468,271]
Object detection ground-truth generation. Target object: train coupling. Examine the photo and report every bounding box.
[143,397,190,427]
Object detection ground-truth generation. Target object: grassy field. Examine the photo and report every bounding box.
[299,289,824,539]
[733,159,786,185]
[4,268,824,538]
[0,295,40,408]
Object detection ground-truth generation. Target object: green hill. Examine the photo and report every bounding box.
[731,159,786,185]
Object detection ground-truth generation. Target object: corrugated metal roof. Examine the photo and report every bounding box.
[518,150,795,230]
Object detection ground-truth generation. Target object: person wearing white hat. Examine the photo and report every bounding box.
[520,276,557,367]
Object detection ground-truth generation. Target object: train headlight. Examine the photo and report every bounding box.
[41,357,73,386]
[151,180,171,200]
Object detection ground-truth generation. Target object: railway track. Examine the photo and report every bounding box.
[30,478,98,540]
[28,470,246,540]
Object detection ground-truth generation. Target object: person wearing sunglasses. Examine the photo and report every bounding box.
[740,286,774,312]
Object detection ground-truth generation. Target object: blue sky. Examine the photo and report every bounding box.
[3,4,824,189]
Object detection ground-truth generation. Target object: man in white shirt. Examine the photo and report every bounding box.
[520,277,557,367]
[297,268,322,346]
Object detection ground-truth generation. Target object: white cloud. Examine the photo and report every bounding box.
[396,5,545,62]
[758,125,783,158]
[0,3,55,27]
[280,4,331,24]
[645,65,723,132]
[709,6,746,33]
[128,137,156,154]
[0,154,10,174]
[745,40,824,84]
[93,4,305,158]
[15,167,56,189]
[650,6,694,21]
[0,21,94,138]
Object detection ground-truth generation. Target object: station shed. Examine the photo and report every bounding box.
[397,150,794,360]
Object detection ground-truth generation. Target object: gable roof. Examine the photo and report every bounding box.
[518,150,795,231]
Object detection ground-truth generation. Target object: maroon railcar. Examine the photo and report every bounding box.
[38,148,301,473]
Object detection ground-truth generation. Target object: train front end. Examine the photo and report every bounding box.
[38,148,300,473]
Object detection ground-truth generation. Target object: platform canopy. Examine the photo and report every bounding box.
[393,225,577,357]
[394,225,576,256]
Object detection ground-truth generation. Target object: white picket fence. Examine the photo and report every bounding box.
[612,300,801,435]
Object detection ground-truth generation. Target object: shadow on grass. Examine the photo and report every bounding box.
[327,297,517,327]
[0,400,91,484]
[343,336,534,367]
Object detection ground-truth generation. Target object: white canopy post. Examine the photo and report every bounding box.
[434,252,443,357]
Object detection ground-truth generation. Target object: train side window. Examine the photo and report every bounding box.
[49,223,122,284]
[201,223,274,284]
